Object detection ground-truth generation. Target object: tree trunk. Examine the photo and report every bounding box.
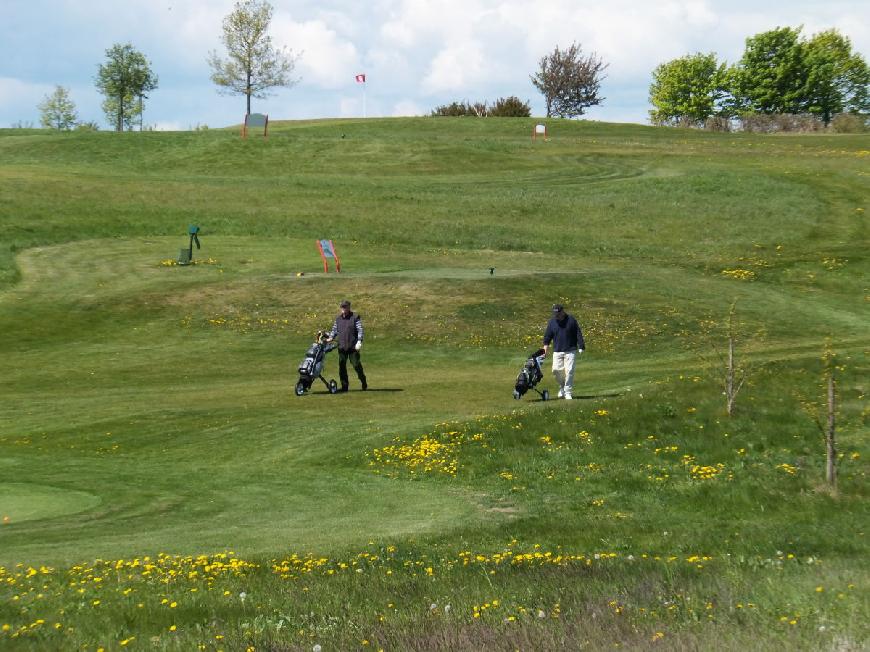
[726,334,734,416]
[246,70,252,115]
[117,94,124,132]
[825,371,836,489]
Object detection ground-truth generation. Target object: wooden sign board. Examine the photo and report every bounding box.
[242,113,269,138]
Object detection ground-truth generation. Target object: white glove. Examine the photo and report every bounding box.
[355,341,362,351]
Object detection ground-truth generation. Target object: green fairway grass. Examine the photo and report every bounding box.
[0,118,867,649]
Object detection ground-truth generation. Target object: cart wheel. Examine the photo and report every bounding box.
[542,390,550,401]
[294,382,306,396]
[513,390,521,400]
[328,380,338,394]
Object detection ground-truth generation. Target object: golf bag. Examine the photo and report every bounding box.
[513,348,549,401]
[294,331,339,396]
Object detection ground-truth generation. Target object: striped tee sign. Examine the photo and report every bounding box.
[317,239,341,273]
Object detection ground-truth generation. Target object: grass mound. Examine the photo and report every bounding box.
[0,118,867,649]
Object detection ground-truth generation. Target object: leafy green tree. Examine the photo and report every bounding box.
[38,85,78,130]
[95,43,158,131]
[531,43,608,118]
[803,29,870,125]
[208,0,300,115]
[648,53,730,125]
[430,101,473,117]
[731,27,807,115]
[100,97,141,131]
[430,97,530,117]
[489,96,531,117]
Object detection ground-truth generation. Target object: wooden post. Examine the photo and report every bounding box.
[825,370,836,489]
[724,302,745,417]
[726,333,735,416]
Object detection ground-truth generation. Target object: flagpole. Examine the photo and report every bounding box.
[356,74,367,118]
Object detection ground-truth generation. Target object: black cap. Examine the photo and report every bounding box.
[552,303,564,313]
[340,300,351,308]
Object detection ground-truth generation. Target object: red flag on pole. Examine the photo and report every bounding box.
[355,74,366,83]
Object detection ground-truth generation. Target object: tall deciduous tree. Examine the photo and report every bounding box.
[95,43,158,132]
[649,53,730,125]
[531,43,607,118]
[38,85,78,130]
[803,29,870,125]
[208,0,300,115]
[731,27,807,115]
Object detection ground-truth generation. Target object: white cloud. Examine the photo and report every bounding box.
[0,78,55,125]
[0,77,51,108]
[391,99,423,116]
[272,15,360,89]
[339,96,360,117]
[380,19,416,49]
[422,40,489,95]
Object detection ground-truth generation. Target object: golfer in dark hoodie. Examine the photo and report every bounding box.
[542,303,585,400]
[327,299,367,392]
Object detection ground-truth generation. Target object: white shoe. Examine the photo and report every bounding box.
[564,393,573,400]
[557,389,564,399]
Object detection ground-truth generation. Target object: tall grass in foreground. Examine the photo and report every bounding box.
[2,360,866,650]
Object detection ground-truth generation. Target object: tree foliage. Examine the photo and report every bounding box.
[803,30,869,125]
[430,97,530,118]
[38,85,78,131]
[650,26,869,130]
[95,43,158,132]
[731,27,807,115]
[430,101,487,117]
[207,0,300,115]
[489,96,531,117]
[531,43,607,118]
[648,53,730,126]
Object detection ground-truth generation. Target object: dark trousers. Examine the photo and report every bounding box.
[338,350,366,389]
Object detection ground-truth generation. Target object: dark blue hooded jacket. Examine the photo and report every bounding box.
[543,314,585,352]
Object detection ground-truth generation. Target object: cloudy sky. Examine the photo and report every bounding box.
[1,0,868,129]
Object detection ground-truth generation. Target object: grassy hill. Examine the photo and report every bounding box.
[0,118,867,650]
